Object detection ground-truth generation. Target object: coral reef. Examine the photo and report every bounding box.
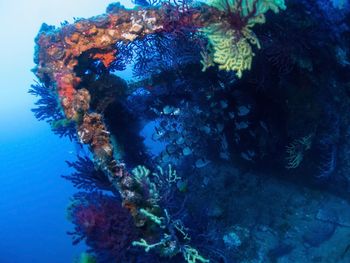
[30,0,350,262]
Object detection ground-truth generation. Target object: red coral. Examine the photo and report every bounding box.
[55,73,80,101]
[68,192,138,261]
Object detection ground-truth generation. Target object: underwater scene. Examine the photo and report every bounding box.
[1,0,350,262]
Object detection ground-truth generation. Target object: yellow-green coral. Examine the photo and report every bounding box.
[202,25,260,77]
[201,0,286,77]
[256,0,286,14]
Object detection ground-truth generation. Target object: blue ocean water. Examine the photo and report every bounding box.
[1,0,350,262]
[0,1,132,262]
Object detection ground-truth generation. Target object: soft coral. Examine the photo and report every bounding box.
[67,192,138,261]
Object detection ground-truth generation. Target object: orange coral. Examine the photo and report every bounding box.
[56,73,77,101]
[92,50,117,68]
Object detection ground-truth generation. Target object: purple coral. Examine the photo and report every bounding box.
[67,192,138,262]
[62,155,113,192]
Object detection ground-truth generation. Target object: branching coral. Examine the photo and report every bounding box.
[132,209,209,262]
[201,0,286,77]
[62,155,113,192]
[29,82,77,140]
[67,192,138,261]
[28,82,62,121]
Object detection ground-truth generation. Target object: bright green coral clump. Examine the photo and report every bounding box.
[76,253,96,263]
[201,0,286,77]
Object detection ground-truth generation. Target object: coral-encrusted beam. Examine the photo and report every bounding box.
[33,3,220,179]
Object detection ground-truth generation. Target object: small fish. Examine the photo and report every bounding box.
[195,158,211,168]
[259,121,269,133]
[166,144,178,155]
[235,121,249,130]
[249,130,256,137]
[176,136,185,145]
[162,105,180,116]
[172,108,181,115]
[234,134,240,144]
[160,151,171,163]
[220,151,230,160]
[216,123,224,133]
[237,105,251,116]
[200,125,211,134]
[240,150,256,161]
[152,126,164,140]
[220,100,228,109]
[182,147,192,156]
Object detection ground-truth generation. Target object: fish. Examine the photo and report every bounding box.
[220,100,228,109]
[162,105,180,115]
[182,147,192,156]
[216,123,224,133]
[200,125,211,134]
[194,158,211,168]
[259,121,269,133]
[237,105,251,116]
[235,121,249,130]
[176,136,185,145]
[240,150,256,161]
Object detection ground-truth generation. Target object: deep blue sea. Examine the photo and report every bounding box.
[0,1,132,262]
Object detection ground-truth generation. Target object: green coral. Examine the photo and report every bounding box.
[131,165,160,204]
[139,208,165,226]
[75,253,96,263]
[201,0,286,77]
[183,246,210,263]
[256,0,286,14]
[132,238,166,252]
[210,0,286,15]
